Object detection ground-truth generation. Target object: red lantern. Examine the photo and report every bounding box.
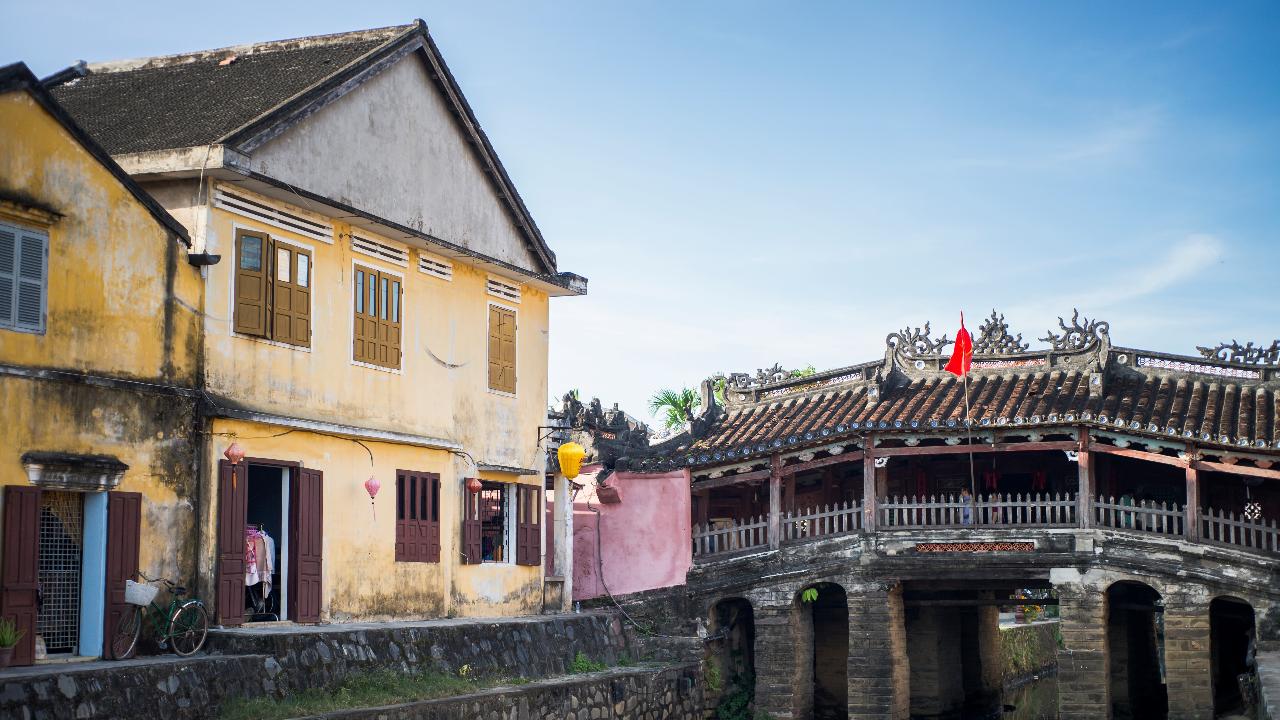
[466,477,483,494]
[223,442,245,465]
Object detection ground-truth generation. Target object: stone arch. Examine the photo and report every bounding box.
[1106,580,1168,719]
[705,597,756,717]
[795,581,849,720]
[1209,595,1256,716]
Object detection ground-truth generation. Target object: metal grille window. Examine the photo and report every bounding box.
[37,491,83,655]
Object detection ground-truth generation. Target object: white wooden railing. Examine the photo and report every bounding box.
[692,515,769,557]
[878,493,1077,529]
[782,501,861,541]
[1202,507,1280,554]
[1093,497,1184,536]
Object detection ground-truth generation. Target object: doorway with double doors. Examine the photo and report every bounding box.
[216,459,323,626]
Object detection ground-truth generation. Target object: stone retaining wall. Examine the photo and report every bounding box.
[205,612,635,697]
[999,621,1059,685]
[296,663,704,720]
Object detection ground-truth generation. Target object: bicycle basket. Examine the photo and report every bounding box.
[125,580,160,606]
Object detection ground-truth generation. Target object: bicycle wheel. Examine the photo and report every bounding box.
[168,601,209,656]
[110,605,142,660]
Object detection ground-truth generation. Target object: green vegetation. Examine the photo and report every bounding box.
[788,365,817,379]
[704,660,723,693]
[218,669,525,720]
[0,617,24,648]
[650,387,699,429]
[569,651,608,674]
[999,623,1060,680]
[800,587,819,603]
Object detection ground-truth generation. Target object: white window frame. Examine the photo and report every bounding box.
[486,301,518,398]
[0,219,49,335]
[226,221,315,352]
[349,258,407,375]
[480,481,515,565]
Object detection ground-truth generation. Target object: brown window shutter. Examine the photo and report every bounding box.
[216,461,247,626]
[426,475,441,563]
[384,275,402,369]
[395,472,409,561]
[233,230,269,337]
[515,485,539,566]
[104,492,141,658]
[271,244,311,347]
[353,265,378,364]
[488,305,517,393]
[462,481,483,564]
[1,485,41,666]
[394,471,438,563]
[290,468,324,623]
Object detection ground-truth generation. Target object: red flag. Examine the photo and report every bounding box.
[944,312,973,377]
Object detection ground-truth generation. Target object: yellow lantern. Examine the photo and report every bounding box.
[557,442,586,480]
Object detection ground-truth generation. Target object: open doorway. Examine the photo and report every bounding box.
[1107,581,1167,720]
[806,583,849,720]
[1210,596,1256,717]
[245,464,289,621]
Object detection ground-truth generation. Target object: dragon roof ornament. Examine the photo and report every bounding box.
[1039,309,1109,352]
[973,311,1029,355]
[725,363,789,390]
[1196,340,1280,366]
[886,322,951,358]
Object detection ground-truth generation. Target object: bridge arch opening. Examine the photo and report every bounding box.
[1209,595,1255,716]
[799,582,848,720]
[706,597,755,716]
[1106,581,1168,720]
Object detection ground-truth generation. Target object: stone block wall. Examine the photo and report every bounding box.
[1163,595,1213,720]
[847,584,909,720]
[204,612,634,697]
[295,664,704,720]
[1054,582,1109,720]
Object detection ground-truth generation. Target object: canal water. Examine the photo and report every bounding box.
[995,673,1058,720]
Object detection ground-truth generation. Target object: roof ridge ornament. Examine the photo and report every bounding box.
[1040,309,1109,352]
[886,322,951,358]
[973,310,1029,355]
[1196,340,1280,366]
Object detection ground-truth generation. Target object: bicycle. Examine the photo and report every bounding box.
[110,573,210,659]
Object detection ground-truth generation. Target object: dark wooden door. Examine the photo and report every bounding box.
[103,492,141,658]
[0,486,40,665]
[290,468,323,623]
[216,460,247,626]
[462,483,482,564]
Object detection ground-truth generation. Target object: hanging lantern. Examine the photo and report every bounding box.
[223,442,246,465]
[364,475,380,521]
[1244,502,1262,521]
[558,442,586,480]
[466,477,483,494]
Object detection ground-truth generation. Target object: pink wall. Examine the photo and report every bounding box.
[572,467,691,601]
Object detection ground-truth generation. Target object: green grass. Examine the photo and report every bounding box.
[569,651,608,674]
[218,669,525,720]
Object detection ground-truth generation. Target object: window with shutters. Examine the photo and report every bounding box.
[463,481,509,563]
[352,264,403,369]
[514,484,541,566]
[0,221,48,334]
[232,229,312,347]
[487,304,516,394]
[395,471,440,563]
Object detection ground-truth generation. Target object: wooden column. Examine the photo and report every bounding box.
[768,454,782,549]
[1077,434,1093,529]
[863,437,878,532]
[1184,465,1200,541]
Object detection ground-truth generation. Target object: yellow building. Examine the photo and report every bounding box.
[48,22,586,625]
[0,63,202,665]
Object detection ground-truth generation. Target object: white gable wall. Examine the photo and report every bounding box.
[247,54,544,273]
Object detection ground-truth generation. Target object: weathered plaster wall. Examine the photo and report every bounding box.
[199,194,550,473]
[199,419,543,621]
[247,54,544,273]
[0,89,203,602]
[572,468,691,601]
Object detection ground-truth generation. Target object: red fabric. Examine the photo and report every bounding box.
[914,469,928,498]
[1032,470,1047,491]
[983,469,999,491]
[945,313,973,377]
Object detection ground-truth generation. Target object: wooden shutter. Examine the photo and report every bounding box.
[0,224,16,329]
[233,230,269,337]
[395,471,441,563]
[216,460,247,626]
[104,492,141,659]
[271,243,311,347]
[0,486,40,666]
[488,305,516,393]
[0,223,47,333]
[462,481,482,564]
[382,274,402,368]
[353,265,379,364]
[516,485,540,566]
[353,266,402,369]
[291,468,324,623]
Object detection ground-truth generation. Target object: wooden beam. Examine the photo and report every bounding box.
[780,451,865,476]
[873,441,1076,458]
[903,597,1060,607]
[1087,443,1188,468]
[1194,459,1280,481]
[691,468,771,491]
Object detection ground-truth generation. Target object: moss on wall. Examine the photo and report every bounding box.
[1000,622,1061,684]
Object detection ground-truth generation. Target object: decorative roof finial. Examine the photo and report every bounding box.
[1040,309,1109,352]
[973,310,1029,355]
[1196,340,1280,365]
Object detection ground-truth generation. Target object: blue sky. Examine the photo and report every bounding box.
[5,2,1278,425]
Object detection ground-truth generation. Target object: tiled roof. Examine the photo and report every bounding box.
[47,26,408,155]
[621,314,1280,472]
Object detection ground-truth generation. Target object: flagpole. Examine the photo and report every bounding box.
[964,369,975,498]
